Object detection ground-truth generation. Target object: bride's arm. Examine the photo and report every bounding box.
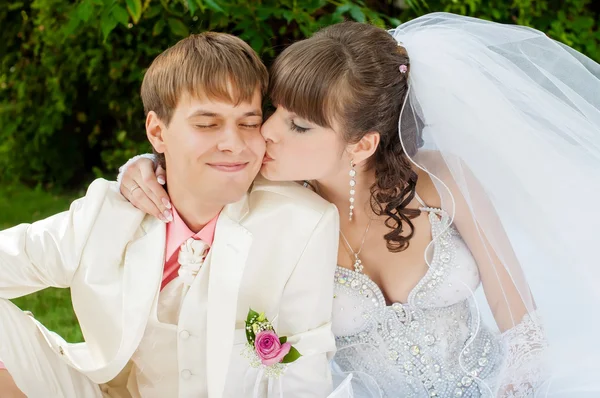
[438,169,547,396]
[416,150,546,396]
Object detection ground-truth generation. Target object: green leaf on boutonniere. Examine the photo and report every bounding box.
[246,308,259,324]
[245,308,260,343]
[279,336,287,344]
[245,326,254,344]
[281,346,302,364]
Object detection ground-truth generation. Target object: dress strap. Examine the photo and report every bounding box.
[415,191,443,214]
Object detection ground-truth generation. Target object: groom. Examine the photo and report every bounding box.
[0,32,338,397]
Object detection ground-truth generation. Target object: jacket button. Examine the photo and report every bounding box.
[181,369,192,380]
[179,330,190,340]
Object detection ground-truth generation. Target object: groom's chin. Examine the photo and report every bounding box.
[209,185,252,206]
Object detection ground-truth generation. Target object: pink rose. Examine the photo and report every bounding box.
[254,330,291,366]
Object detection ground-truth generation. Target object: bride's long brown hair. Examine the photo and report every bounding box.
[270,21,421,252]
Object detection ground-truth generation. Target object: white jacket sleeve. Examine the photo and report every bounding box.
[267,204,339,397]
[0,179,111,299]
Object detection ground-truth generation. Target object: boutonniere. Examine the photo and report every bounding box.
[242,308,302,378]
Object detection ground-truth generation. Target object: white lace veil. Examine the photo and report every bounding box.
[389,12,600,396]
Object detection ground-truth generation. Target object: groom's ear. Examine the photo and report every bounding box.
[146,111,166,154]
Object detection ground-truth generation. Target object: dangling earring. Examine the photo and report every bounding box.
[349,160,356,221]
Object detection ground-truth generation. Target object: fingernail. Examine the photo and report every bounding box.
[162,198,171,209]
[163,210,173,222]
[158,214,167,223]
[157,176,166,185]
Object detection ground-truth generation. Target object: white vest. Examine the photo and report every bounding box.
[129,241,210,398]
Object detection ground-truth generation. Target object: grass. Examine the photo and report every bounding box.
[1,183,84,342]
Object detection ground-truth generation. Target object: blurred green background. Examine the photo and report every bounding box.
[1,0,598,340]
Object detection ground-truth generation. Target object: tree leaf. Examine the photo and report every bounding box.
[282,10,294,23]
[144,4,162,19]
[387,17,401,27]
[336,3,352,14]
[204,0,225,13]
[77,0,95,22]
[281,346,302,363]
[100,12,119,40]
[168,17,189,37]
[256,6,274,21]
[63,14,81,36]
[8,2,24,11]
[112,5,129,27]
[349,5,366,23]
[187,0,198,16]
[250,35,264,53]
[125,0,142,24]
[235,19,252,32]
[152,19,165,36]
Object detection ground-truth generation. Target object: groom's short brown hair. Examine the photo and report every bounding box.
[141,32,268,125]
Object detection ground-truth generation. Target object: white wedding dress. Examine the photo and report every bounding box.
[330,195,545,398]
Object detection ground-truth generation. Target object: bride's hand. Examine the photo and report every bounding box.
[120,157,172,222]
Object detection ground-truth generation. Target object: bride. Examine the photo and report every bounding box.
[119,13,600,397]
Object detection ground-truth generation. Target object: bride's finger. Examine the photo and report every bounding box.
[120,166,140,200]
[138,165,171,220]
[156,165,167,185]
[129,183,169,222]
[154,166,171,210]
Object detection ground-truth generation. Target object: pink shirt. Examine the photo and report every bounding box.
[161,208,218,290]
[0,209,219,370]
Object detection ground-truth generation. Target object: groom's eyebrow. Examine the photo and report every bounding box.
[188,110,263,118]
[188,110,219,117]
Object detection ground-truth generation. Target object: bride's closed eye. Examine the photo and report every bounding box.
[290,120,311,133]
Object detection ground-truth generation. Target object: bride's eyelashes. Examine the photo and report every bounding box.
[289,120,311,133]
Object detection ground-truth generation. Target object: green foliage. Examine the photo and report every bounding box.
[0,0,597,189]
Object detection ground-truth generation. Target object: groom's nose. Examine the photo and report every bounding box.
[217,126,246,154]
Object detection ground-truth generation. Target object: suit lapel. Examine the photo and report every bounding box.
[117,216,165,367]
[205,197,252,398]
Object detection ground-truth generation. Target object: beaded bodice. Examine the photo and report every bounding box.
[331,209,504,397]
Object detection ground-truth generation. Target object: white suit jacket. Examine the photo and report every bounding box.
[0,177,339,397]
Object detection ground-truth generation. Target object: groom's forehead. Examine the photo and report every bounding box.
[177,90,263,118]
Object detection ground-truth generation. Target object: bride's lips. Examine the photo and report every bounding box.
[262,153,274,164]
[207,162,249,172]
